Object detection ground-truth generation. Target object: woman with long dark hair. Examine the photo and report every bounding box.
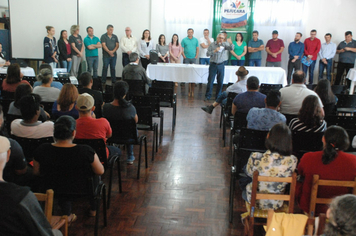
[156,34,169,63]
[169,34,182,64]
[230,32,247,66]
[289,95,326,132]
[57,30,72,73]
[138,29,155,70]
[314,79,337,116]
[297,126,356,214]
[2,64,31,93]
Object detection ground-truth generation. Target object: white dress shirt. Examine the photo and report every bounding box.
[120,35,138,53]
[318,41,336,60]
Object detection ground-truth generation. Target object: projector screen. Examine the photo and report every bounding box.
[9,0,78,59]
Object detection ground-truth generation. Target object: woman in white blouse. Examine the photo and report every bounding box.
[0,43,10,67]
[138,29,155,70]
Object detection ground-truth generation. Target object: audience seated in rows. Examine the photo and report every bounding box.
[33,68,60,102]
[103,81,138,165]
[242,123,297,209]
[280,70,324,116]
[201,66,248,114]
[2,63,31,93]
[33,63,63,90]
[11,94,54,139]
[247,90,286,131]
[33,115,104,217]
[78,72,104,116]
[231,76,266,115]
[314,79,337,116]
[75,93,121,159]
[297,126,356,214]
[0,136,62,236]
[289,95,327,132]
[52,84,79,120]
[8,84,49,120]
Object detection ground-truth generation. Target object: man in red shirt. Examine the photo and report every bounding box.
[303,29,321,84]
[75,93,121,159]
[265,30,284,67]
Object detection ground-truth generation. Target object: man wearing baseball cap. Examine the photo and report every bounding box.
[266,30,285,67]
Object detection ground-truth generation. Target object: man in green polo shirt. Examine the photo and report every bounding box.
[84,26,101,79]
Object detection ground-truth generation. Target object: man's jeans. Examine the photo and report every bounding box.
[302,59,317,84]
[102,56,117,83]
[122,53,130,67]
[318,59,333,81]
[200,58,210,65]
[216,91,228,105]
[249,59,261,67]
[205,62,225,100]
[86,56,99,78]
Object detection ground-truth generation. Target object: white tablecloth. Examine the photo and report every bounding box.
[147,63,287,86]
[0,66,36,77]
[347,68,356,94]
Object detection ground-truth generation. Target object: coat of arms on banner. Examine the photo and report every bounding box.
[221,0,248,30]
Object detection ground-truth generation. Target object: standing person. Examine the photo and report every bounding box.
[199,29,214,65]
[156,34,169,63]
[287,32,304,84]
[181,28,199,96]
[138,29,155,70]
[248,30,264,67]
[335,31,356,85]
[221,31,230,65]
[265,30,284,67]
[204,33,233,101]
[84,26,101,80]
[303,29,321,84]
[0,43,10,67]
[318,33,336,82]
[169,34,182,64]
[57,30,72,73]
[121,27,137,67]
[43,26,58,69]
[230,33,247,66]
[100,24,119,87]
[69,25,84,78]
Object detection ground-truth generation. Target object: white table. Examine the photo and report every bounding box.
[147,63,287,86]
[0,66,36,77]
[347,68,356,94]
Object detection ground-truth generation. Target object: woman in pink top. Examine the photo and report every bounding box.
[169,34,182,63]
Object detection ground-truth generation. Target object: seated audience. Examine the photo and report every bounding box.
[33,115,104,217]
[325,194,356,236]
[75,93,120,159]
[103,81,138,165]
[2,63,31,93]
[11,94,54,138]
[52,84,79,119]
[314,79,337,116]
[280,70,324,116]
[33,68,60,102]
[289,95,327,132]
[8,83,48,121]
[122,52,152,95]
[78,72,104,117]
[201,66,248,114]
[297,126,356,214]
[247,90,286,131]
[0,136,61,236]
[243,123,297,209]
[231,76,266,115]
[33,63,63,89]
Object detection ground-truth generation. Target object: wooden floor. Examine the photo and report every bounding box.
[67,84,255,236]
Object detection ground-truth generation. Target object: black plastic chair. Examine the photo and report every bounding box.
[292,131,324,160]
[259,83,283,96]
[325,115,356,130]
[331,85,347,95]
[220,92,238,129]
[151,80,174,90]
[123,79,146,100]
[5,114,21,135]
[135,106,158,160]
[0,98,14,115]
[335,94,356,115]
[222,92,239,147]
[23,76,37,86]
[12,136,54,162]
[132,95,164,144]
[283,114,298,126]
[40,102,54,118]
[73,138,122,209]
[1,91,14,99]
[307,84,317,90]
[230,112,248,162]
[106,119,148,179]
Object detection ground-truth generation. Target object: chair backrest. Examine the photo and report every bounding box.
[123,79,145,99]
[1,91,14,99]
[292,131,324,160]
[336,94,356,108]
[34,189,54,223]
[325,115,356,130]
[331,85,346,95]
[12,136,54,162]
[151,80,174,90]
[131,95,160,115]
[22,76,37,87]
[232,111,248,132]
[251,170,297,214]
[107,118,139,144]
[135,106,153,128]
[259,83,282,95]
[307,84,317,91]
[0,98,14,115]
[41,102,54,117]
[5,113,21,134]
[283,114,298,125]
[225,92,238,115]
[148,87,175,107]
[73,139,108,169]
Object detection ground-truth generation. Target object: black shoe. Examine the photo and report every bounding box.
[201,105,214,114]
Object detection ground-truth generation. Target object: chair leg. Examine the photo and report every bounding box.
[102,185,107,227]
[229,166,236,223]
[173,104,176,131]
[117,159,122,193]
[151,129,155,163]
[223,117,226,147]
[160,111,164,144]
[144,137,148,168]
[155,124,158,153]
[137,140,143,180]
[107,166,113,209]
[94,194,100,236]
[220,106,224,128]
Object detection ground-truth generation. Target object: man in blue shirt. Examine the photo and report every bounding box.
[248,30,264,67]
[287,32,304,84]
[84,27,101,79]
[318,33,336,82]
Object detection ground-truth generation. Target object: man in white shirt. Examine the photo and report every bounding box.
[121,27,138,67]
[279,70,324,115]
[199,29,214,65]
[318,33,336,81]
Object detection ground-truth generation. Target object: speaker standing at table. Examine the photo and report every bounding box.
[204,33,233,101]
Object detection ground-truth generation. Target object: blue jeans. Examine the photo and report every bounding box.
[231,60,245,66]
[216,91,228,105]
[318,59,333,81]
[102,56,117,83]
[248,59,261,67]
[122,53,130,67]
[107,145,121,160]
[126,145,134,162]
[86,56,99,78]
[205,62,225,100]
[302,59,317,84]
[60,60,72,73]
[200,58,210,65]
[183,58,196,64]
[224,60,228,65]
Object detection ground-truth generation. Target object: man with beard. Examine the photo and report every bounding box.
[287,32,304,84]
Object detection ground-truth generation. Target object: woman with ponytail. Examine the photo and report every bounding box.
[102,81,138,164]
[296,126,356,214]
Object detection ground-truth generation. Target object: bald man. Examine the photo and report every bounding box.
[121,27,138,67]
